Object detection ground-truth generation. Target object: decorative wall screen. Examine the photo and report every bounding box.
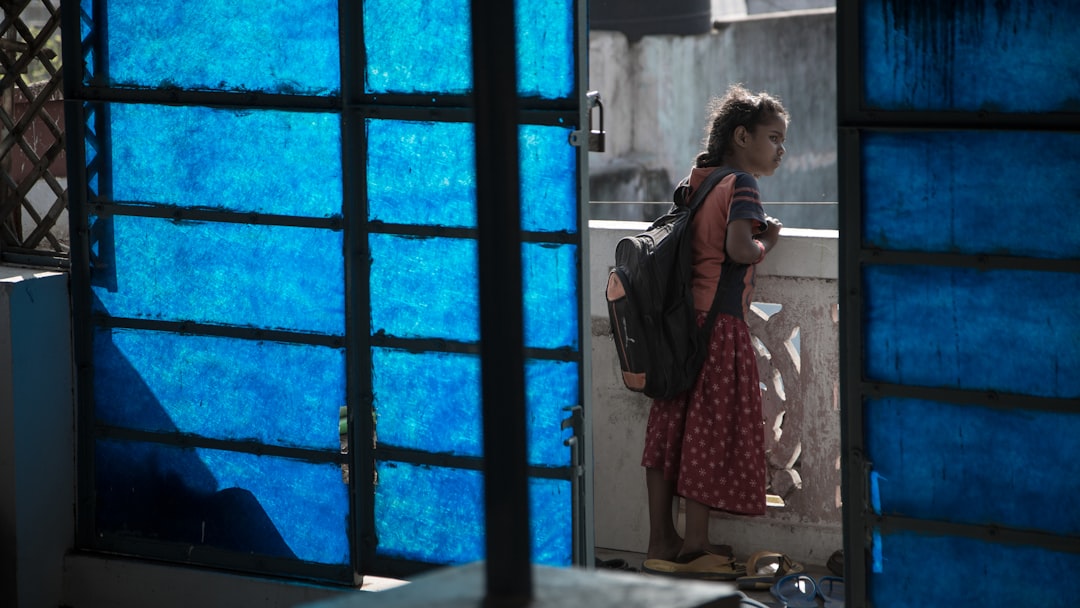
[839,2,1080,606]
[62,0,589,584]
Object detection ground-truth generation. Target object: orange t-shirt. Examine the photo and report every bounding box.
[687,167,767,317]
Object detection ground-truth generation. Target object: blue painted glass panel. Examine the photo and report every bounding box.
[94,327,345,451]
[516,0,575,99]
[374,461,572,565]
[108,104,342,218]
[375,462,485,565]
[98,0,339,94]
[373,349,482,456]
[861,1,1080,112]
[523,358,579,466]
[862,131,1080,257]
[368,122,578,234]
[370,237,577,348]
[863,265,1080,398]
[96,438,349,565]
[526,475,574,566]
[90,215,345,336]
[520,125,578,234]
[363,0,471,94]
[870,530,1079,607]
[362,0,575,98]
[373,348,576,466]
[367,120,476,228]
[523,243,578,350]
[369,234,479,342]
[866,397,1080,535]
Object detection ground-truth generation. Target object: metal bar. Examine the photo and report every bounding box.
[95,426,346,465]
[373,447,575,482]
[0,248,68,267]
[369,333,581,363]
[67,86,342,112]
[339,0,374,586]
[367,220,579,245]
[471,0,533,604]
[94,316,345,348]
[862,382,1080,415]
[836,4,868,604]
[87,200,344,231]
[571,0,594,570]
[67,86,581,122]
[875,514,1080,555]
[859,249,1079,273]
[349,91,579,114]
[838,124,869,608]
[59,0,97,550]
[839,109,1080,132]
[0,11,15,251]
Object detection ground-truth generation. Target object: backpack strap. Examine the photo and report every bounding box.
[682,167,742,333]
[677,166,736,212]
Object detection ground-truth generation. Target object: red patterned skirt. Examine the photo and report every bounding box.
[641,312,767,516]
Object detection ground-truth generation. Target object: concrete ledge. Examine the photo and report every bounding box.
[62,553,388,608]
[588,223,838,318]
[301,562,741,608]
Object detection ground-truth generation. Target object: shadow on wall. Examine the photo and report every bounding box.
[92,331,296,560]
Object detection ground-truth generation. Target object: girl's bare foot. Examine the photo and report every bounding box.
[645,537,683,561]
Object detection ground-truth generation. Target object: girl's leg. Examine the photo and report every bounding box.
[645,466,681,560]
[680,497,712,557]
[679,497,734,559]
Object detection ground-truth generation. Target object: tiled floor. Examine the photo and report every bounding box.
[595,547,839,607]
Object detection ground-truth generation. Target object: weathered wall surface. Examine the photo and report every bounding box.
[589,9,837,228]
[589,226,842,566]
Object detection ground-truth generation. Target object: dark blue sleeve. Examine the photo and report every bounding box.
[728,172,767,231]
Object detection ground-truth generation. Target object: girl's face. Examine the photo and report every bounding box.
[742,113,788,177]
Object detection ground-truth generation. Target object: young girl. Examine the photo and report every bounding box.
[640,84,787,578]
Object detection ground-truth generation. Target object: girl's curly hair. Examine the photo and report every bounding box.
[694,84,788,168]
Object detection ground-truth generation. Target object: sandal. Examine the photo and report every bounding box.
[817,575,845,608]
[594,557,636,572]
[641,552,745,581]
[770,573,818,608]
[736,550,805,590]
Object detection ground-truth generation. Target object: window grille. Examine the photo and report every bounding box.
[62,0,590,585]
[0,0,67,266]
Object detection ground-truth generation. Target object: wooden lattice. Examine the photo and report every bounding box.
[0,0,67,263]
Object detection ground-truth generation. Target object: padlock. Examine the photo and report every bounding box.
[587,90,606,153]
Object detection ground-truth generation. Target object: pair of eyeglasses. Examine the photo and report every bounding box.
[770,573,845,607]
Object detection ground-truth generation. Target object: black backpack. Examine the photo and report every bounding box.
[604,168,735,399]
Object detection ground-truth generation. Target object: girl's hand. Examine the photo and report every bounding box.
[760,216,782,246]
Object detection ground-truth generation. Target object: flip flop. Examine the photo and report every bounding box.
[817,575,845,607]
[826,549,844,577]
[736,551,805,590]
[770,573,818,608]
[641,552,745,581]
[594,557,636,572]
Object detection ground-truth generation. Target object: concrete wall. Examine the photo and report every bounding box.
[0,268,74,608]
[588,9,837,228]
[589,226,842,567]
[746,0,833,14]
